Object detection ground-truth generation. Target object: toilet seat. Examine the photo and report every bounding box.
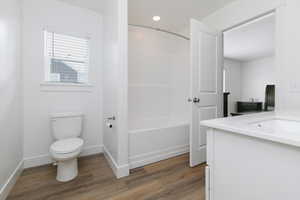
[50,138,84,154]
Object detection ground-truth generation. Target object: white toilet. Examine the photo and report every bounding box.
[49,113,84,182]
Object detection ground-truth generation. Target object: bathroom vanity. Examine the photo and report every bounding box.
[201,112,300,200]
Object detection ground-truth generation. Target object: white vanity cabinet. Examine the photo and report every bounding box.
[202,113,300,200]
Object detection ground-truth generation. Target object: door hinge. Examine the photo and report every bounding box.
[205,166,211,200]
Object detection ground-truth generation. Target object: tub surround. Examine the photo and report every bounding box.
[129,120,189,169]
[128,23,190,169]
[201,112,300,200]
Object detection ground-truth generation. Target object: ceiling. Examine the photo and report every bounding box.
[128,0,237,34]
[59,0,237,34]
[224,14,275,62]
[57,0,274,62]
[59,0,105,13]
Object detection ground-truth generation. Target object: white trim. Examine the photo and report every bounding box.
[23,145,103,169]
[40,82,93,87]
[129,123,189,134]
[224,12,275,34]
[0,161,23,200]
[43,28,91,41]
[202,0,286,31]
[43,30,91,85]
[24,154,52,169]
[40,82,94,92]
[103,146,129,179]
[129,144,189,169]
[116,0,130,179]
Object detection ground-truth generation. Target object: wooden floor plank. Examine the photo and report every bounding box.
[7,154,205,200]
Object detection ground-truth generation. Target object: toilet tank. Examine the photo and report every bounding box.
[51,113,83,140]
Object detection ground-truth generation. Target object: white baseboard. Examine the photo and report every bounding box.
[23,154,52,169]
[23,145,104,169]
[129,144,189,169]
[80,145,104,157]
[0,161,23,200]
[103,146,129,179]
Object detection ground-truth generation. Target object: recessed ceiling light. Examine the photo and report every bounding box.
[152,16,161,22]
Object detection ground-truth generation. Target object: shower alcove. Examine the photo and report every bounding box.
[128,25,190,169]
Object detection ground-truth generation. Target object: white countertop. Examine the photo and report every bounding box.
[200,112,300,148]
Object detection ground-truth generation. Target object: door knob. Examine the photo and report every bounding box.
[188,97,200,103]
[193,97,200,103]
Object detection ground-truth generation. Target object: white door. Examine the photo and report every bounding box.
[189,19,223,167]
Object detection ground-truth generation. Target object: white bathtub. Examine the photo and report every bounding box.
[129,118,189,169]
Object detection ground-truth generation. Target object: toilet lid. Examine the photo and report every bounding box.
[50,138,84,154]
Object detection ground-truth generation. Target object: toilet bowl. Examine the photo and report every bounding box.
[49,113,84,182]
[50,138,84,182]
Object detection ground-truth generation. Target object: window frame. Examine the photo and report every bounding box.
[43,30,92,86]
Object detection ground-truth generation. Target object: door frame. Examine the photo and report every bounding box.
[221,8,284,114]
[202,0,286,113]
[189,2,286,167]
[222,11,276,116]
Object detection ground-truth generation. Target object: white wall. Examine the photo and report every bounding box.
[102,0,129,178]
[279,0,300,111]
[102,0,119,167]
[128,26,190,128]
[224,59,241,114]
[22,0,103,168]
[0,0,23,197]
[240,56,275,102]
[224,57,275,113]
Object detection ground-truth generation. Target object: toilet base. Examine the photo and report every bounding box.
[56,158,78,182]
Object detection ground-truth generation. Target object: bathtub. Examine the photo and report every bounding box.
[129,118,190,169]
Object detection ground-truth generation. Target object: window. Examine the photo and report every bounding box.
[44,31,90,84]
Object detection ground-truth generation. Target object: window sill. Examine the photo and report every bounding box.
[40,82,94,92]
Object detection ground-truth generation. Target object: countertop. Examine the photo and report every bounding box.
[200,112,300,148]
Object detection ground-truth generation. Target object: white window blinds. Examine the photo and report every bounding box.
[45,31,90,84]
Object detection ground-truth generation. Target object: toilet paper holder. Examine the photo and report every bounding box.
[106,116,116,121]
[106,116,115,129]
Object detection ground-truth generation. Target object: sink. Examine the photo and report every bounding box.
[250,119,300,134]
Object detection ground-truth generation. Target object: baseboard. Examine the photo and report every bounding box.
[103,146,129,179]
[23,145,104,169]
[0,161,23,200]
[80,145,104,157]
[23,154,52,169]
[129,144,189,169]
